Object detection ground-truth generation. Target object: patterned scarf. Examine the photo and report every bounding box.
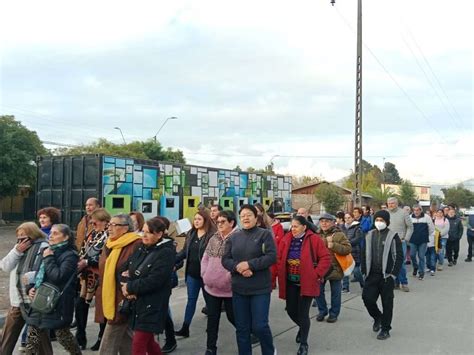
[34,241,69,289]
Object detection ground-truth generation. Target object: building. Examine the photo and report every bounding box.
[382,183,431,207]
[292,181,372,214]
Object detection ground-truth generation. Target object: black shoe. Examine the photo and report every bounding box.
[162,340,177,353]
[465,258,472,262]
[75,334,87,351]
[201,306,208,315]
[453,259,457,265]
[372,318,382,332]
[448,261,453,267]
[174,324,190,338]
[377,330,391,340]
[412,268,418,276]
[205,349,216,355]
[311,299,317,307]
[295,330,301,343]
[297,343,309,355]
[316,313,327,322]
[90,338,101,351]
[251,334,259,345]
[326,316,338,323]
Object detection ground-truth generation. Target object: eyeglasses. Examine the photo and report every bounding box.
[216,220,228,225]
[109,223,128,227]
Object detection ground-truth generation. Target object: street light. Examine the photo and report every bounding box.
[154,117,178,143]
[114,127,126,144]
[266,155,280,173]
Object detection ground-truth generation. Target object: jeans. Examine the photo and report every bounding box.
[285,283,313,345]
[205,290,235,352]
[396,241,408,286]
[362,273,395,332]
[183,276,205,325]
[409,242,427,276]
[315,279,342,318]
[436,239,447,265]
[232,292,274,355]
[425,246,436,272]
[342,265,364,291]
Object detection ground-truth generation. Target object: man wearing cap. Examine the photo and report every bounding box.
[313,213,351,323]
[361,210,403,340]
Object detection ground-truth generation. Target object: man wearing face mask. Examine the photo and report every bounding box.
[361,210,403,340]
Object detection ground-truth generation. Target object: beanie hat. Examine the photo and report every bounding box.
[374,210,390,226]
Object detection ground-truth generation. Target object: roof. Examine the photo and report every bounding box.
[292,180,372,198]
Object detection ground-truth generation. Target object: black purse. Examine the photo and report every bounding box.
[31,272,77,314]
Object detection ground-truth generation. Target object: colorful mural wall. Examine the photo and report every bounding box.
[102,156,292,221]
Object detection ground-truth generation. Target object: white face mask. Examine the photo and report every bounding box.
[374,221,387,231]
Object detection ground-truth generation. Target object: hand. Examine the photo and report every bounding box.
[242,270,253,278]
[120,282,129,297]
[326,236,333,243]
[77,259,88,271]
[16,239,32,253]
[121,270,130,278]
[327,242,334,249]
[236,261,250,274]
[43,248,54,257]
[28,288,36,301]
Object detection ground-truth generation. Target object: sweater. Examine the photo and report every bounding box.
[0,247,23,307]
[221,226,276,296]
[388,207,414,242]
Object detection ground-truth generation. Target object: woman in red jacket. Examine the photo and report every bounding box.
[277,215,331,355]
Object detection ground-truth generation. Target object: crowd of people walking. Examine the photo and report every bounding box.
[0,196,471,355]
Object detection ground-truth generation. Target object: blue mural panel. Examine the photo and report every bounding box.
[104,157,115,163]
[143,189,152,200]
[143,168,158,188]
[133,184,142,197]
[117,182,132,195]
[116,159,126,168]
[126,174,133,183]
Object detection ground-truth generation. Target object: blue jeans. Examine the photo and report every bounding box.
[232,292,274,355]
[342,265,364,290]
[396,241,408,285]
[183,276,205,325]
[436,239,447,265]
[315,279,342,318]
[409,242,427,276]
[425,246,436,272]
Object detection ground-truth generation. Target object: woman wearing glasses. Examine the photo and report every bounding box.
[201,211,238,355]
[75,208,111,350]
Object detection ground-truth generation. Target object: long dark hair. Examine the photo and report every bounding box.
[192,209,216,234]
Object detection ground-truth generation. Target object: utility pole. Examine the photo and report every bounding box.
[332,0,363,207]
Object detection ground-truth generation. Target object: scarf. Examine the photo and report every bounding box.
[102,232,139,320]
[34,241,69,289]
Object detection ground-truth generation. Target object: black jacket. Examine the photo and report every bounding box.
[175,229,214,277]
[447,216,464,241]
[123,239,176,334]
[25,244,78,330]
[344,222,363,264]
[221,226,276,295]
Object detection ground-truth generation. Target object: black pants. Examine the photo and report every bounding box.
[75,297,89,343]
[467,235,473,259]
[204,290,235,351]
[285,282,313,345]
[446,239,460,262]
[164,309,176,343]
[362,273,395,332]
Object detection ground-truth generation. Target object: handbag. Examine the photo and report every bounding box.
[334,253,356,277]
[308,234,333,280]
[31,272,77,314]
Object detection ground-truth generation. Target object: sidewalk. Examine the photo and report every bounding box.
[13,240,474,354]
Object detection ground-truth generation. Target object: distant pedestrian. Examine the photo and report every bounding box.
[410,205,434,279]
[433,209,450,270]
[446,208,464,266]
[361,210,403,340]
[342,212,364,293]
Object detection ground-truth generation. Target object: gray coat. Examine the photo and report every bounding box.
[388,207,414,242]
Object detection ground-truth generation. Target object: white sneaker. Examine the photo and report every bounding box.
[430,271,435,276]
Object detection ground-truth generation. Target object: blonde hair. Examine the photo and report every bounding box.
[90,208,111,222]
[16,222,47,240]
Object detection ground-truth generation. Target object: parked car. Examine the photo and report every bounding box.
[273,212,293,232]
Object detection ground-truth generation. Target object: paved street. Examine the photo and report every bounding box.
[1,226,473,354]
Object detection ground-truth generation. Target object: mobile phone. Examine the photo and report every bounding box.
[17,237,30,244]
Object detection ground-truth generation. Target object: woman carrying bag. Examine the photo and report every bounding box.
[119,216,176,355]
[24,224,81,354]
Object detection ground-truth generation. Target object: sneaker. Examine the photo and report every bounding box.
[437,265,443,271]
[326,316,338,323]
[418,275,424,280]
[372,318,382,332]
[448,262,453,267]
[297,343,309,355]
[162,341,177,353]
[465,258,472,262]
[377,330,391,340]
[430,271,435,276]
[316,313,327,322]
[401,285,410,292]
[342,289,350,294]
[412,268,418,276]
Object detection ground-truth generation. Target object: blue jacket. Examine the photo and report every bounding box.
[410,213,433,245]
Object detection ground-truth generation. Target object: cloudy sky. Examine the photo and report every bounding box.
[1,0,472,185]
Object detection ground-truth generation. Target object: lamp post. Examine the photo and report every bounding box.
[114,127,126,144]
[332,0,363,207]
[154,117,178,143]
[267,155,280,173]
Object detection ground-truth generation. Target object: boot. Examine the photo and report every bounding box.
[90,323,106,351]
[75,298,89,350]
[174,323,189,338]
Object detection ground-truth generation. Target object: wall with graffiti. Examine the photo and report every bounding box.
[102,156,292,221]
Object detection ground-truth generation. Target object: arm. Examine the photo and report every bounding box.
[427,217,435,238]
[457,219,464,239]
[361,217,372,233]
[175,233,190,269]
[350,227,363,247]
[127,248,175,296]
[390,233,404,277]
[43,252,78,285]
[247,231,277,272]
[330,232,352,256]
[313,238,331,280]
[0,247,23,272]
[404,212,414,242]
[440,220,450,237]
[221,235,238,273]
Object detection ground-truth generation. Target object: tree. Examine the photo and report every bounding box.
[430,194,444,207]
[383,162,401,184]
[0,115,47,221]
[292,175,321,188]
[314,183,345,215]
[55,138,186,164]
[399,180,417,207]
[441,185,474,208]
[343,160,383,192]
[367,186,396,209]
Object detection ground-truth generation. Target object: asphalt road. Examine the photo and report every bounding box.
[2,226,473,354]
